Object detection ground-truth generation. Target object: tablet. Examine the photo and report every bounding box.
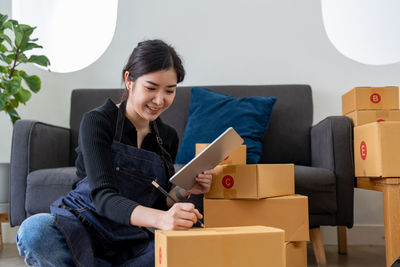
[169,127,244,190]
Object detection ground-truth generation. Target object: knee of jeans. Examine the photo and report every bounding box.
[17,213,55,251]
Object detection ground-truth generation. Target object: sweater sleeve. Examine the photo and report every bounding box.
[79,111,138,226]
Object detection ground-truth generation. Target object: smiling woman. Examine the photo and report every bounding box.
[15,39,215,267]
[12,0,118,73]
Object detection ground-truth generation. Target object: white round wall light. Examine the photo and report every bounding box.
[12,0,118,73]
[321,0,400,65]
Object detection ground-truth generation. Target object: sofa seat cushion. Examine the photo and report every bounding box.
[26,167,78,215]
[294,165,337,216]
[175,87,276,164]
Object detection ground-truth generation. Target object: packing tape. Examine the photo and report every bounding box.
[221,235,235,266]
[376,110,389,119]
[223,188,237,199]
[220,158,232,165]
[224,165,237,173]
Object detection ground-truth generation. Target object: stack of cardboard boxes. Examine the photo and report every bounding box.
[342,86,400,177]
[198,143,309,267]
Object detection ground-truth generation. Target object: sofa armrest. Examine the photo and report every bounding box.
[311,116,354,227]
[9,120,71,226]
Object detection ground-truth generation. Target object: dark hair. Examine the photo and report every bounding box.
[121,39,185,101]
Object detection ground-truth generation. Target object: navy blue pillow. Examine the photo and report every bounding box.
[175,87,276,164]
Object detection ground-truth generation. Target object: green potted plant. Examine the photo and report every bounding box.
[0,12,50,124]
[0,12,50,212]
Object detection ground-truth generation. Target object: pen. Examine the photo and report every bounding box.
[151,180,205,228]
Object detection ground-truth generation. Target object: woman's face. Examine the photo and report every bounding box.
[125,68,177,123]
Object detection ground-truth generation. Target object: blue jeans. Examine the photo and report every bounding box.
[16,213,155,267]
[17,213,75,267]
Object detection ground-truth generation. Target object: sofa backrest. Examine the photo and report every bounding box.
[70,89,123,164]
[70,85,313,166]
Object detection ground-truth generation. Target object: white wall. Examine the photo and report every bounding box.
[1,0,397,244]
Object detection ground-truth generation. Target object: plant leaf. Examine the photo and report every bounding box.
[22,42,42,52]
[0,43,7,53]
[14,24,34,48]
[14,87,31,103]
[7,54,15,61]
[3,20,13,30]
[0,33,12,46]
[0,14,8,26]
[5,105,20,124]
[17,53,28,63]
[8,19,18,27]
[21,73,41,93]
[10,98,19,108]
[14,28,22,47]
[0,53,12,64]
[15,69,26,76]
[3,18,18,31]
[0,65,10,74]
[3,76,22,94]
[28,55,50,67]
[0,94,6,110]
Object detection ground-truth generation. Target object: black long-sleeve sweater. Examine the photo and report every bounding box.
[74,98,179,226]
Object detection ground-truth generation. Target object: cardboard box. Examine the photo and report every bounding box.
[155,226,285,267]
[354,121,400,177]
[342,86,399,115]
[286,242,307,267]
[346,110,400,126]
[204,195,309,242]
[196,143,247,165]
[204,164,294,199]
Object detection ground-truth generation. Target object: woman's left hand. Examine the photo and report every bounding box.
[187,169,215,195]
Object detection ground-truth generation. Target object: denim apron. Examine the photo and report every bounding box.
[50,100,175,267]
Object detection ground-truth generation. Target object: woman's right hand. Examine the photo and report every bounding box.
[157,203,202,230]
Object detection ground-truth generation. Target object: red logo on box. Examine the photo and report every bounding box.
[360,141,367,160]
[159,247,162,265]
[223,155,229,161]
[222,175,234,189]
[377,119,385,122]
[370,93,381,104]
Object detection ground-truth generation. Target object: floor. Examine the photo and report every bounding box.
[0,243,387,266]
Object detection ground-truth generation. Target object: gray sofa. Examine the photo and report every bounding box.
[10,85,354,262]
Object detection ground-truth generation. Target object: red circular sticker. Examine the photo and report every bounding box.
[360,141,367,160]
[377,119,385,122]
[370,93,381,104]
[222,175,234,189]
[159,247,162,265]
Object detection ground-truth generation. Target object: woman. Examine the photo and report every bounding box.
[16,39,214,267]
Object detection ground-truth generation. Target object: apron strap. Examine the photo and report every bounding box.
[113,100,127,142]
[151,120,175,178]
